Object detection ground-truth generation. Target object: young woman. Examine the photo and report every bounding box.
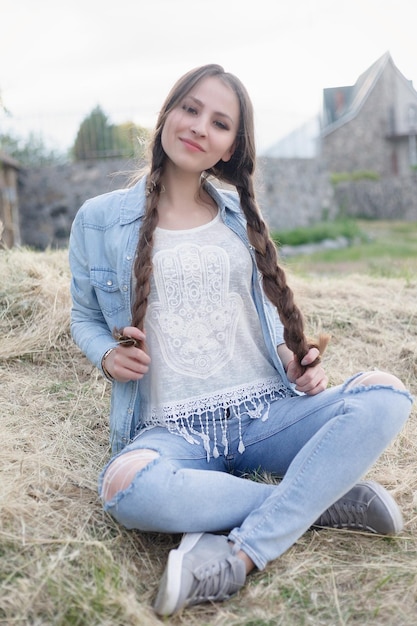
[69,64,413,617]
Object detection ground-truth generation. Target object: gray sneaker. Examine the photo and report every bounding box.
[313,481,404,534]
[153,532,246,616]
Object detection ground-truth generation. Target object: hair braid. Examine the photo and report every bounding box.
[131,189,161,330]
[236,176,327,370]
[112,168,163,349]
[112,64,328,364]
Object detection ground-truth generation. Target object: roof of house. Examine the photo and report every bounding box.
[261,52,417,158]
[322,51,417,137]
[0,150,20,169]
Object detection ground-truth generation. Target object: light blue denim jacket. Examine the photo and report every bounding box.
[69,176,294,453]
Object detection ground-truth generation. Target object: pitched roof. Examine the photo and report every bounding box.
[0,150,20,169]
[263,52,417,157]
[322,51,392,136]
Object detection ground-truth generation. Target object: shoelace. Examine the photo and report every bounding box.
[320,501,367,529]
[190,556,242,602]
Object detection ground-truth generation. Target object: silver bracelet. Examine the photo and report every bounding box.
[101,347,116,382]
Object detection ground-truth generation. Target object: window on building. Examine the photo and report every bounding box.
[408,104,417,129]
[409,105,417,166]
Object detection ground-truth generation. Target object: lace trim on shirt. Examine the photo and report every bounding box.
[139,377,295,461]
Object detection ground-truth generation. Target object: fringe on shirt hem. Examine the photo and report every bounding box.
[138,379,295,461]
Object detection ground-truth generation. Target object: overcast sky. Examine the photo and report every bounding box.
[1,0,416,153]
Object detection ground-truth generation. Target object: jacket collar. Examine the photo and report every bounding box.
[204,179,241,214]
[119,176,147,224]
[118,175,241,225]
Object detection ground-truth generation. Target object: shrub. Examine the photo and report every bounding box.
[330,170,380,185]
[271,219,363,247]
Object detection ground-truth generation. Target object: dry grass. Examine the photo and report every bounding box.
[0,247,416,626]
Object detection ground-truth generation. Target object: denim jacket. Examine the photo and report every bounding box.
[69,176,294,453]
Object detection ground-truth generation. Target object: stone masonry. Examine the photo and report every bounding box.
[16,156,417,250]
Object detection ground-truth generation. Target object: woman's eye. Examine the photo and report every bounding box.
[214,120,228,130]
[182,104,197,115]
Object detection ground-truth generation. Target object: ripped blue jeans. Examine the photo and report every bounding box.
[99,373,413,570]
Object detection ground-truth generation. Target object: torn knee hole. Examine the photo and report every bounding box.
[345,371,406,391]
[101,449,159,503]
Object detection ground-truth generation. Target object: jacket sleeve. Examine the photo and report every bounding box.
[69,206,118,372]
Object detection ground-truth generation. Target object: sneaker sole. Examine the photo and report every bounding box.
[153,532,204,616]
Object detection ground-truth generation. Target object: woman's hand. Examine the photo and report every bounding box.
[103,327,151,382]
[286,347,328,395]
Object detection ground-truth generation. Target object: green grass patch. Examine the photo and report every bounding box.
[330,170,380,184]
[271,219,363,247]
[283,220,417,278]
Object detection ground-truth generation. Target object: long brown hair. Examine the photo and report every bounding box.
[119,64,326,369]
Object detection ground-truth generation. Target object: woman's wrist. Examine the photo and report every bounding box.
[277,343,294,375]
[284,358,294,373]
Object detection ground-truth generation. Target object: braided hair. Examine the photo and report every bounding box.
[117,64,327,369]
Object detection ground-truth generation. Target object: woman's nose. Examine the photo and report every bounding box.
[191,118,207,136]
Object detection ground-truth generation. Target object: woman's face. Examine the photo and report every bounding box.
[161,75,240,173]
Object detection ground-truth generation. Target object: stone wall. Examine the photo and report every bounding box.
[17,157,338,249]
[16,157,417,250]
[18,158,138,249]
[255,157,337,230]
[333,173,417,220]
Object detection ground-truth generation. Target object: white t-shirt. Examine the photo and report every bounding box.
[138,211,289,456]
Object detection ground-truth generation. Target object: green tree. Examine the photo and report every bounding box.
[72,106,113,159]
[116,121,151,160]
[72,105,151,160]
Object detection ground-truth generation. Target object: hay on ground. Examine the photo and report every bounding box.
[0,248,416,626]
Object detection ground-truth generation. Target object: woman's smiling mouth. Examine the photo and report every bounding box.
[180,137,205,152]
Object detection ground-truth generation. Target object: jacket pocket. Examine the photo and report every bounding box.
[90,267,126,317]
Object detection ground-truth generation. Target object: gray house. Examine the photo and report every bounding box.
[259,53,417,226]
[322,51,417,177]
